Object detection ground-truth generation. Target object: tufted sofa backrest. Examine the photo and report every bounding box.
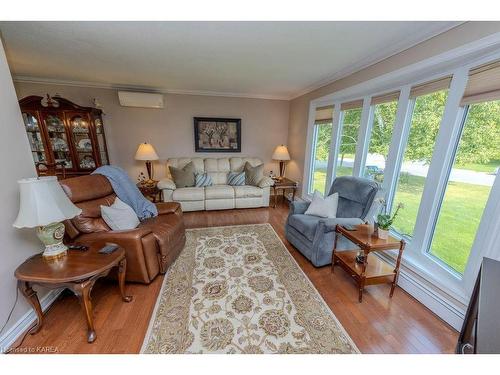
[166,157,263,185]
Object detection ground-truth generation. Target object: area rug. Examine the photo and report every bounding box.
[141,224,358,354]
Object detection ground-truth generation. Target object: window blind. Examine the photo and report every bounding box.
[370,91,400,106]
[315,105,334,122]
[461,60,500,106]
[409,76,452,99]
[340,99,363,111]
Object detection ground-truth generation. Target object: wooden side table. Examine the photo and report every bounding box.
[15,243,133,343]
[137,180,162,202]
[271,177,298,208]
[332,225,405,302]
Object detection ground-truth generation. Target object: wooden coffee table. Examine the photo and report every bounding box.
[332,225,405,302]
[15,243,132,343]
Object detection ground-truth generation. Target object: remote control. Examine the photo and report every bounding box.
[99,243,119,254]
[68,244,89,251]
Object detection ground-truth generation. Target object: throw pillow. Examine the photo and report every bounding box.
[169,162,195,188]
[101,197,140,230]
[195,173,213,187]
[244,162,264,187]
[304,190,339,218]
[227,171,245,186]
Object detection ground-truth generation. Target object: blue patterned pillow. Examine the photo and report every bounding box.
[227,172,245,186]
[195,173,213,187]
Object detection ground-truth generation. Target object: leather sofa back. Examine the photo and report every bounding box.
[166,157,263,185]
[60,174,116,238]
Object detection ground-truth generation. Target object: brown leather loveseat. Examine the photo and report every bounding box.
[59,174,186,283]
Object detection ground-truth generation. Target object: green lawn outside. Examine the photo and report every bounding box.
[312,168,491,274]
[455,159,499,173]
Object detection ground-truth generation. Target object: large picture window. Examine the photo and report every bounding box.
[364,92,399,182]
[429,100,500,273]
[392,83,449,237]
[337,101,362,177]
[308,106,333,194]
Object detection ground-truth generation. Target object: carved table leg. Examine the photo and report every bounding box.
[18,281,43,334]
[73,280,97,343]
[118,258,133,302]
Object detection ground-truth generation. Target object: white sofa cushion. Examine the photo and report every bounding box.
[205,185,234,199]
[172,187,205,201]
[233,185,263,198]
[100,198,139,231]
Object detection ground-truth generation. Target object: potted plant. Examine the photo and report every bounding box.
[376,202,404,239]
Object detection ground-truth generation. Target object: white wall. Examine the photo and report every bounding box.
[0,39,46,350]
[14,83,290,181]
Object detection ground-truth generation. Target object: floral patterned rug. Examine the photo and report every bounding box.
[141,224,358,354]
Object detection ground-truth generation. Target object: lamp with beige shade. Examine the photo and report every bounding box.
[13,176,82,260]
[272,144,291,180]
[135,142,159,181]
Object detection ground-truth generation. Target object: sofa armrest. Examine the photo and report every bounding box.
[289,200,310,215]
[158,177,176,190]
[258,176,274,188]
[319,217,364,233]
[155,201,182,215]
[76,227,154,244]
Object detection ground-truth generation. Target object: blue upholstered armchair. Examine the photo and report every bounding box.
[285,176,382,267]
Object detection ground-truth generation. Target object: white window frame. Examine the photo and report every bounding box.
[302,33,500,329]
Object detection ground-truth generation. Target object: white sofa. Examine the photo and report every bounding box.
[158,157,274,212]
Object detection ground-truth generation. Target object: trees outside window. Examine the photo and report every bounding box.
[337,108,362,177]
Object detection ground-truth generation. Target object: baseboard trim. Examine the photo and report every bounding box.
[0,289,63,354]
[377,252,465,331]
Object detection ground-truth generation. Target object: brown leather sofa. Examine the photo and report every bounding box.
[59,174,186,284]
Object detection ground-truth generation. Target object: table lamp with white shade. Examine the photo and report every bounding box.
[272,145,291,180]
[135,142,159,181]
[13,176,82,260]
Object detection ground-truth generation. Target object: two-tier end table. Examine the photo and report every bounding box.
[271,177,298,208]
[15,243,133,343]
[332,225,406,302]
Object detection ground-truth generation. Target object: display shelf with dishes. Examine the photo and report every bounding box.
[19,95,110,177]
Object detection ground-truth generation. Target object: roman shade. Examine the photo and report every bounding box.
[340,99,363,111]
[461,60,500,106]
[315,105,334,122]
[370,91,400,106]
[410,76,452,98]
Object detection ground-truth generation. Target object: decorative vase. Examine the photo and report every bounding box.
[378,228,389,240]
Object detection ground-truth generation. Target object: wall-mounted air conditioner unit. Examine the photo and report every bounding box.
[118,91,164,109]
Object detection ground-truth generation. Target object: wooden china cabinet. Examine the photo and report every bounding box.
[19,95,110,177]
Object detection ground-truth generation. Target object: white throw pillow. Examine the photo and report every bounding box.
[101,197,140,231]
[304,190,339,218]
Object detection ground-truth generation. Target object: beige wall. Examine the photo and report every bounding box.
[287,22,500,193]
[14,83,290,181]
[0,40,42,346]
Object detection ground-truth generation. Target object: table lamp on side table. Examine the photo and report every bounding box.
[272,144,291,180]
[13,176,82,260]
[135,142,159,181]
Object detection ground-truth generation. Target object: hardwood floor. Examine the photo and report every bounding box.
[13,200,458,354]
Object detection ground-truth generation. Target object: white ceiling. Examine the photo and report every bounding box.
[0,21,461,99]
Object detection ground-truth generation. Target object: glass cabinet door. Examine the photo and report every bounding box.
[94,117,109,165]
[43,113,73,169]
[68,114,96,170]
[22,112,48,165]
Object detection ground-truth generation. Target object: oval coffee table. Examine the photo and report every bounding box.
[15,243,133,343]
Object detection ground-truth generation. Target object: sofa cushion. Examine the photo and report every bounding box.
[166,158,204,177]
[172,187,205,201]
[329,176,379,218]
[230,157,263,172]
[195,173,213,187]
[227,171,245,186]
[169,162,195,188]
[233,185,263,198]
[288,214,321,242]
[244,162,264,186]
[205,185,234,199]
[101,197,140,230]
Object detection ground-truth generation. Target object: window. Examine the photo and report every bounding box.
[308,106,333,194]
[392,86,449,237]
[337,101,362,177]
[364,93,399,182]
[429,100,500,274]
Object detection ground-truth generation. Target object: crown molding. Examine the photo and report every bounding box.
[289,21,465,100]
[12,75,290,101]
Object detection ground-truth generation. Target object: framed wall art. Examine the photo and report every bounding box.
[194,117,241,152]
